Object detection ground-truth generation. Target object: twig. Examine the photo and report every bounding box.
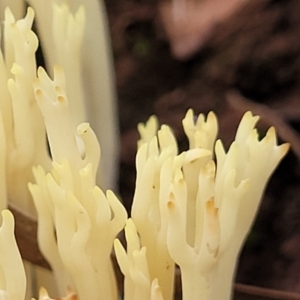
[235,283,300,299]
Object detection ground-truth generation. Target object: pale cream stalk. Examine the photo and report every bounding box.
[0,8,51,215]
[25,2,86,141]
[0,50,12,140]
[150,279,164,300]
[31,158,127,299]
[137,115,159,149]
[28,0,119,191]
[0,113,7,214]
[182,110,218,245]
[132,139,176,300]
[31,64,126,298]
[2,4,25,73]
[163,111,288,300]
[44,163,126,300]
[210,113,290,299]
[33,64,100,189]
[163,165,218,300]
[47,176,99,300]
[177,164,247,299]
[0,210,26,300]
[163,170,214,300]
[114,219,164,300]
[132,110,216,300]
[74,0,119,192]
[28,165,73,295]
[136,110,287,299]
[33,65,81,163]
[182,109,218,151]
[51,3,85,128]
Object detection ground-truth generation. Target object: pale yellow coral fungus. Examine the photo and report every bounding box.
[0,210,26,300]
[0,7,50,215]
[28,0,119,191]
[29,65,127,299]
[114,219,164,300]
[0,1,290,300]
[129,109,289,300]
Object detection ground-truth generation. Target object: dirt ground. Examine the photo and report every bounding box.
[106,0,300,294]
